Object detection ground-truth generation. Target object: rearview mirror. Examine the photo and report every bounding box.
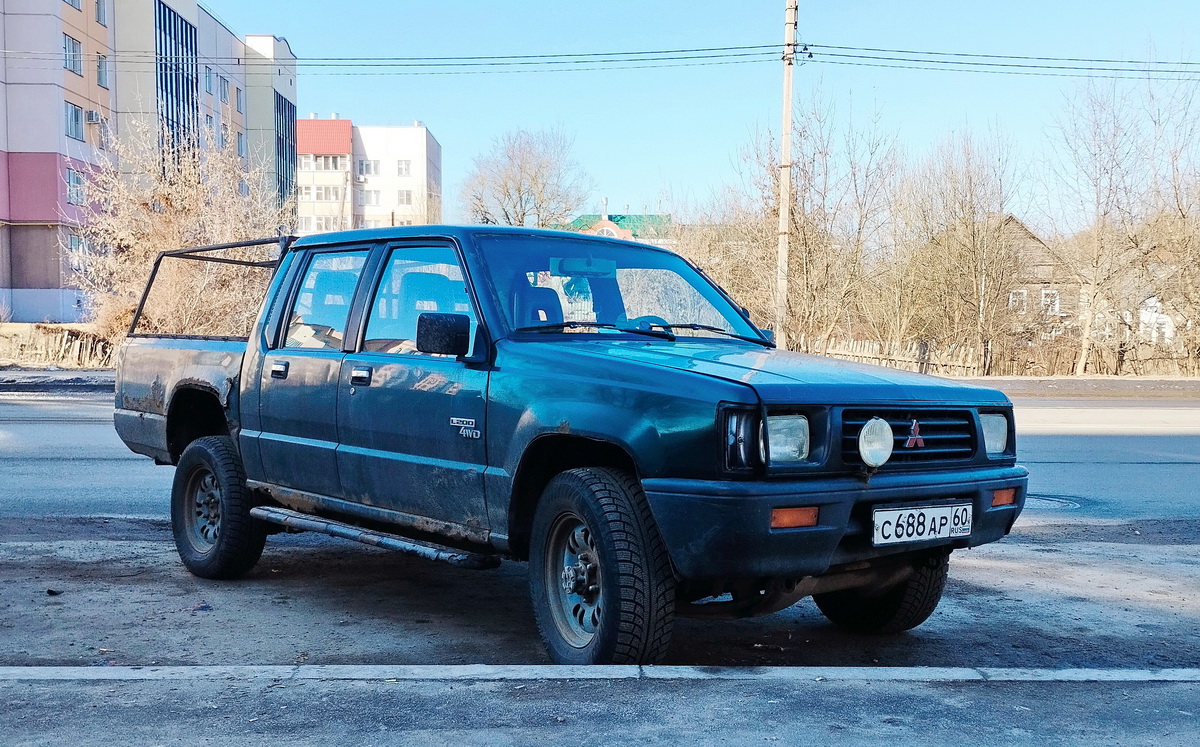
[416,313,471,357]
[550,257,617,278]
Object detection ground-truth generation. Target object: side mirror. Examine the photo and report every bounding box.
[761,329,776,344]
[416,313,471,357]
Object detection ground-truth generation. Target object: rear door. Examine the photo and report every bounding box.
[336,241,490,530]
[256,246,372,497]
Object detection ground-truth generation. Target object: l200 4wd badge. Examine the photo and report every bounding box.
[450,417,481,439]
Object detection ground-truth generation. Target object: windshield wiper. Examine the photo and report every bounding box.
[658,323,775,347]
[512,321,676,340]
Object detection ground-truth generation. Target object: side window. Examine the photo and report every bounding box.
[362,245,476,356]
[284,250,369,349]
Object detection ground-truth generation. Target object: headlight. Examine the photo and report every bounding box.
[722,407,759,472]
[858,416,894,468]
[765,414,809,464]
[980,413,1010,456]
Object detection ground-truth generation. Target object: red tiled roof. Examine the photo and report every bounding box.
[297,118,352,155]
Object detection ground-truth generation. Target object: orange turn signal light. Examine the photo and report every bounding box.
[992,488,1017,507]
[771,506,820,529]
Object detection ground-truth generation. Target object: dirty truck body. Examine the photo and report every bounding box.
[114,225,1028,665]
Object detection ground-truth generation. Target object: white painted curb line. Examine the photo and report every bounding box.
[0,665,1197,682]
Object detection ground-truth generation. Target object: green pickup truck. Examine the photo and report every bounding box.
[114,225,1028,664]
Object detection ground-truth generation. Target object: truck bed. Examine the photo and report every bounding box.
[114,336,247,464]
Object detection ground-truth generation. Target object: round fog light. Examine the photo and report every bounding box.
[858,416,894,468]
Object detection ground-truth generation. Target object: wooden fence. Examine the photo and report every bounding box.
[0,324,113,369]
[808,336,1199,377]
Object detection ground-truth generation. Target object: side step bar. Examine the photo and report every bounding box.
[249,506,501,570]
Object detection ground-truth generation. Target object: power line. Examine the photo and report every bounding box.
[0,43,780,64]
[812,50,1200,76]
[810,57,1200,82]
[808,43,1200,67]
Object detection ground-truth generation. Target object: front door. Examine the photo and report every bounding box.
[336,242,489,530]
[257,247,371,498]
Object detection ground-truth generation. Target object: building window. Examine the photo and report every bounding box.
[154,0,199,144]
[96,0,107,25]
[236,87,244,113]
[299,154,313,170]
[237,132,246,157]
[313,185,343,202]
[397,190,413,206]
[205,114,214,131]
[66,169,86,205]
[313,216,348,232]
[358,160,379,176]
[205,66,213,94]
[220,76,229,103]
[313,155,344,171]
[273,91,297,204]
[1041,289,1061,314]
[298,186,312,200]
[65,0,82,10]
[64,35,83,75]
[219,124,228,149]
[1008,289,1028,314]
[65,102,85,141]
[67,233,87,272]
[358,190,380,206]
[397,160,411,177]
[363,220,381,229]
[297,216,312,232]
[96,55,109,88]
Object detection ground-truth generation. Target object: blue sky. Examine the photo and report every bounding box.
[205,1,1200,223]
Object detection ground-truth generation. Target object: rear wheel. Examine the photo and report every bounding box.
[529,467,676,664]
[171,436,266,580]
[813,553,950,634]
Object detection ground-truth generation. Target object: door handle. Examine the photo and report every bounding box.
[350,366,373,387]
[270,361,289,379]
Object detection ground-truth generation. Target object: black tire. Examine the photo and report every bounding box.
[171,436,266,580]
[529,467,676,665]
[813,553,950,634]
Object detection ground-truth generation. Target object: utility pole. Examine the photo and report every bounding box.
[774,0,798,350]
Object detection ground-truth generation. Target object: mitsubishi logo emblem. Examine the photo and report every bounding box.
[904,419,925,448]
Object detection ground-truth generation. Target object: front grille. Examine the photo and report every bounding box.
[842,408,976,465]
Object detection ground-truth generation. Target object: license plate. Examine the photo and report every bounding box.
[872,504,972,546]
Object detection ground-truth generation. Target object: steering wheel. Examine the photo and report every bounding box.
[623,315,670,331]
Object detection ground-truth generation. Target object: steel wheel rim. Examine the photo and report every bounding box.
[185,466,222,554]
[543,512,602,649]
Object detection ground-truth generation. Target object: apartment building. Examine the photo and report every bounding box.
[0,0,296,323]
[296,115,441,235]
[0,0,115,322]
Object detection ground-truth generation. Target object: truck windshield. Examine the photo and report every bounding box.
[474,234,767,343]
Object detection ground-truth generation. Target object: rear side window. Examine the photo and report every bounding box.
[284,250,369,349]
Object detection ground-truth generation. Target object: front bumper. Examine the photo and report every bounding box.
[642,465,1028,580]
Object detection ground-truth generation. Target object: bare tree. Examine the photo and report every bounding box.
[68,118,293,342]
[898,132,1023,373]
[671,90,896,352]
[462,127,593,228]
[1140,79,1200,374]
[1046,81,1153,374]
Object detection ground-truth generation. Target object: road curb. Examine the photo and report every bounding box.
[0,372,115,393]
[1,665,1198,682]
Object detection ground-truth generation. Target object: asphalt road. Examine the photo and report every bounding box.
[1,390,1198,743]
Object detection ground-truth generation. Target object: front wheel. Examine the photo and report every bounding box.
[171,436,266,580]
[529,468,676,664]
[813,553,950,634]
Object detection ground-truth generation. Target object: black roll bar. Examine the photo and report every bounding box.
[128,235,295,336]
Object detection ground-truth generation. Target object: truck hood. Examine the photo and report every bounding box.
[559,340,1010,405]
